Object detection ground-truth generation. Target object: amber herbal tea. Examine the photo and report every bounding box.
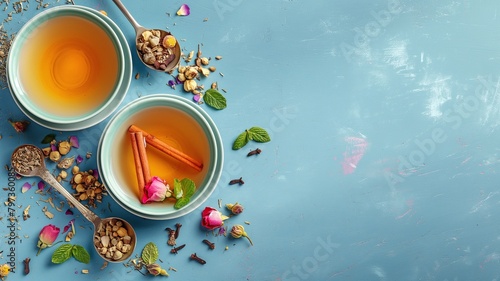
[117,106,210,201]
[18,15,119,117]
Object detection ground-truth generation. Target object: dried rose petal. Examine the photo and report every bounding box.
[92,169,99,180]
[168,79,176,89]
[63,219,75,233]
[37,181,45,190]
[65,209,74,216]
[69,135,79,148]
[76,155,83,164]
[21,182,31,193]
[50,144,57,151]
[193,94,202,103]
[176,4,190,16]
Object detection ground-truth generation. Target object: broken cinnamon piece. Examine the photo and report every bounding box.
[128,125,203,172]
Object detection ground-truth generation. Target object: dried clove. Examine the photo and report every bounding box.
[174,223,182,239]
[247,148,262,157]
[229,177,244,185]
[202,239,215,250]
[165,227,176,246]
[190,253,206,264]
[23,257,30,275]
[170,244,186,254]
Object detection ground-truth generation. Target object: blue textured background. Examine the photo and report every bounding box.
[1,0,500,280]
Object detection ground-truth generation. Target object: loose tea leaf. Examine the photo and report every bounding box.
[51,244,73,264]
[141,242,159,265]
[72,245,90,264]
[232,131,249,150]
[181,178,196,198]
[174,197,190,209]
[173,178,197,209]
[173,179,183,199]
[203,89,227,110]
[41,133,56,144]
[247,127,271,143]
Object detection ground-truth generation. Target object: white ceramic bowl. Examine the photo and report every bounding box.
[97,94,224,220]
[7,6,131,130]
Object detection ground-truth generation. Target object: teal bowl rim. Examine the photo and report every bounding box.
[7,5,128,125]
[7,5,132,131]
[97,94,224,220]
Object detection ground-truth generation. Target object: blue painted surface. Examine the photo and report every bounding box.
[1,0,500,280]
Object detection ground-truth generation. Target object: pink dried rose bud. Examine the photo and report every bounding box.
[141,176,170,204]
[230,224,253,246]
[146,264,169,276]
[226,202,244,215]
[201,207,228,230]
[37,224,60,255]
[8,119,29,133]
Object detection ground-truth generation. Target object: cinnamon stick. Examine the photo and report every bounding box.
[135,131,151,184]
[128,125,203,172]
[129,132,145,196]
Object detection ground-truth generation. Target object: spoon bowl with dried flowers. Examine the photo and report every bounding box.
[112,0,181,72]
[11,144,137,263]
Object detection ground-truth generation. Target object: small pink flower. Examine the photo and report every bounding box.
[37,224,60,255]
[226,202,244,215]
[201,207,228,230]
[142,176,170,204]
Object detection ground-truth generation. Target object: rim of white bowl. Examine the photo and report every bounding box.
[97,94,224,220]
[7,5,127,125]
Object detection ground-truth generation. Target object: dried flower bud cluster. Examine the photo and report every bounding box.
[136,29,177,71]
[94,219,133,261]
[70,170,105,208]
[176,45,218,94]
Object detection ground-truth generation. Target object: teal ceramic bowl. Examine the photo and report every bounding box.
[7,6,131,130]
[97,94,224,220]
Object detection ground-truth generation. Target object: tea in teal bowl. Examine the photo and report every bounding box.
[97,94,224,220]
[7,5,131,130]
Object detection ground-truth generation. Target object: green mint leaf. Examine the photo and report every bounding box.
[51,244,73,264]
[232,131,249,150]
[141,242,159,265]
[248,127,271,143]
[173,178,183,199]
[72,245,90,264]
[181,178,196,198]
[174,197,190,209]
[41,133,56,144]
[203,89,227,110]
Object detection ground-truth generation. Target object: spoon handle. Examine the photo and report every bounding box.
[38,169,99,223]
[112,0,143,33]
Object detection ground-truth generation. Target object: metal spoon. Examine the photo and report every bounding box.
[11,144,136,263]
[112,0,181,72]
